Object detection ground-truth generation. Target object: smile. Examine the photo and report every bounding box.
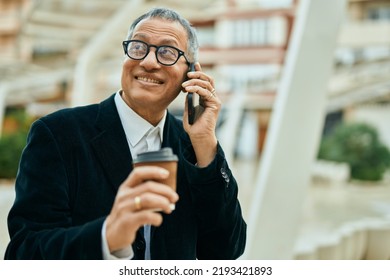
[136,76,163,84]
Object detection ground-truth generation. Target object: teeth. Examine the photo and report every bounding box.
[137,77,162,84]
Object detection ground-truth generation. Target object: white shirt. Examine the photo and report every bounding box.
[101,91,166,260]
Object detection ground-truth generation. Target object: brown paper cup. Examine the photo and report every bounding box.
[133,148,178,210]
[133,160,177,192]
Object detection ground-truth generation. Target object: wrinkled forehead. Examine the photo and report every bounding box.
[131,18,188,49]
[132,17,188,38]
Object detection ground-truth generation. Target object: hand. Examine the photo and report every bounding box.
[182,63,220,166]
[105,166,179,253]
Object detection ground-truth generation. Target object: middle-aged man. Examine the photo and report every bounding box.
[5,7,247,260]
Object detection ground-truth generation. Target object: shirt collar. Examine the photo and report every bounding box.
[114,91,166,147]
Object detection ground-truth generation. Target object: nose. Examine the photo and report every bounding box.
[139,48,160,70]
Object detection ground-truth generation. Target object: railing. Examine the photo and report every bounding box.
[294,218,390,259]
[217,91,245,166]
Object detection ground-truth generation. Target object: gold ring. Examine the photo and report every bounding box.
[134,196,142,210]
[209,88,216,99]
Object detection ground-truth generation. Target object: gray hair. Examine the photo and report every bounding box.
[126,7,199,63]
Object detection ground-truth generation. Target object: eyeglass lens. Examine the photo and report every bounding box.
[126,41,180,65]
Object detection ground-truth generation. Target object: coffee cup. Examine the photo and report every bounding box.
[132,147,178,192]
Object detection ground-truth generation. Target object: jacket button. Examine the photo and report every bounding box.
[220,168,230,186]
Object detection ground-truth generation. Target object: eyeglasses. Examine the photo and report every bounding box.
[122,40,190,66]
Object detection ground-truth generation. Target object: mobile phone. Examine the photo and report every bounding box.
[187,63,196,124]
[187,63,204,124]
[187,92,195,125]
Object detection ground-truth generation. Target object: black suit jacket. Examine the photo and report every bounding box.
[5,94,246,260]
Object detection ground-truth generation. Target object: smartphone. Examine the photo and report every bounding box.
[187,94,196,125]
[187,63,204,124]
[187,63,196,125]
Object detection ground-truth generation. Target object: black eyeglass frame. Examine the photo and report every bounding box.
[122,40,190,66]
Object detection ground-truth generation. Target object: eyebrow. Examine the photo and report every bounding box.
[132,33,179,47]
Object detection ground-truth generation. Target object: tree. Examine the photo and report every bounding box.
[318,122,390,181]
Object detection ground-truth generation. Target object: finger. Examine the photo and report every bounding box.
[186,64,214,87]
[194,62,201,72]
[131,180,179,203]
[106,211,163,252]
[186,73,215,88]
[183,78,214,93]
[183,85,220,106]
[132,192,176,214]
[134,211,164,227]
[114,181,179,211]
[123,166,170,188]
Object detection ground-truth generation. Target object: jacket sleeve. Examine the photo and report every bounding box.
[182,142,247,260]
[5,119,105,260]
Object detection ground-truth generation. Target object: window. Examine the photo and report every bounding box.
[367,7,390,21]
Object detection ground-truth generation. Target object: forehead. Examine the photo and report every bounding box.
[131,18,188,48]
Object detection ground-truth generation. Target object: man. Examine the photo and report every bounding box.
[5,7,246,260]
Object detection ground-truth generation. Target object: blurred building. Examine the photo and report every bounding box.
[1,0,390,260]
[192,1,296,156]
[330,0,390,149]
[0,0,389,147]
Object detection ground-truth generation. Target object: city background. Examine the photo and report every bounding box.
[0,0,390,259]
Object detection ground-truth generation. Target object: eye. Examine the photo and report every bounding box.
[129,42,147,55]
[158,47,178,59]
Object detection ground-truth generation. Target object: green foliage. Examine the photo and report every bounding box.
[0,109,32,179]
[318,122,390,181]
[0,132,27,178]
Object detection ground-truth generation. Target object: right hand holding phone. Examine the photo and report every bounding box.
[182,63,221,167]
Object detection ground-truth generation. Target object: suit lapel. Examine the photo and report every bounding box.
[90,95,133,192]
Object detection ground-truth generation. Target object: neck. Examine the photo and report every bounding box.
[120,91,165,126]
[139,111,165,127]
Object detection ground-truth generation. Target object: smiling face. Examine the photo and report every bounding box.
[120,18,189,125]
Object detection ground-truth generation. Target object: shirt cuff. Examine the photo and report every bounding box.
[101,219,134,260]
